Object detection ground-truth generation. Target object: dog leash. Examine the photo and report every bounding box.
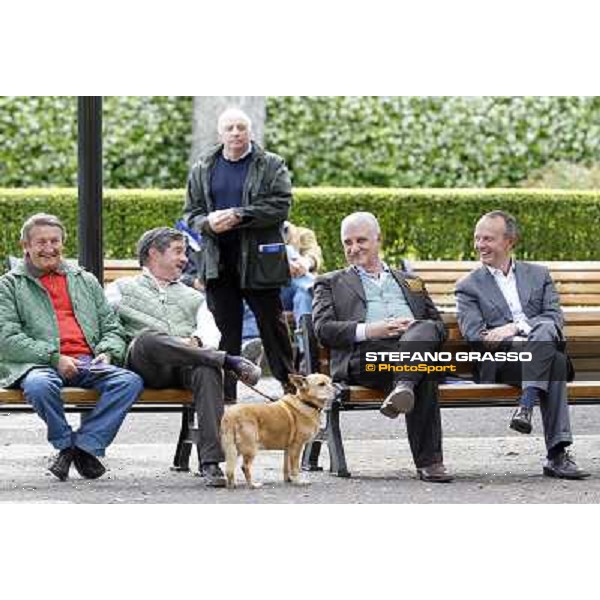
[239,379,325,413]
[239,380,279,403]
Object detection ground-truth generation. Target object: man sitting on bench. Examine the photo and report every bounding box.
[105,227,261,488]
[0,213,144,481]
[455,210,589,480]
[312,212,453,483]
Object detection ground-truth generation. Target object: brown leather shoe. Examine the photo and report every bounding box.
[230,357,262,386]
[417,463,453,483]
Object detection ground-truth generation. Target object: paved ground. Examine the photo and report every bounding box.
[2,377,600,503]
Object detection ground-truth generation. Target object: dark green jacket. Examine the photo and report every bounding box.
[183,143,292,289]
[0,260,128,388]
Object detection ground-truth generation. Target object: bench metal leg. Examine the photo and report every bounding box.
[301,439,323,472]
[302,410,327,471]
[325,403,351,478]
[171,406,195,472]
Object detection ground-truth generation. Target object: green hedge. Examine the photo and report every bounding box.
[2,97,600,189]
[0,188,185,260]
[2,188,600,272]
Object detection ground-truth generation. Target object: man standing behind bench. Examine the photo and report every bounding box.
[183,107,295,402]
[455,210,589,479]
[106,227,261,488]
[312,212,453,483]
[0,214,144,481]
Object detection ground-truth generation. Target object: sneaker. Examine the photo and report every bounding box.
[198,463,227,488]
[380,383,415,419]
[73,447,106,479]
[241,338,264,366]
[509,405,533,434]
[230,357,262,386]
[48,448,74,481]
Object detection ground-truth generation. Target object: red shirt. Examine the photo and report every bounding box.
[39,272,92,358]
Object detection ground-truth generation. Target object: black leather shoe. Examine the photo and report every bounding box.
[380,383,415,419]
[417,463,454,483]
[73,448,106,479]
[197,463,227,488]
[543,451,590,480]
[48,448,74,481]
[230,357,262,386]
[510,405,533,434]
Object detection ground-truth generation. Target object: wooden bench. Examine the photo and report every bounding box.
[411,260,600,310]
[300,261,600,477]
[0,258,298,472]
[1,258,204,470]
[0,387,203,471]
[103,259,141,283]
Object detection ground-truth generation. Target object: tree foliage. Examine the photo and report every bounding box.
[1,96,600,189]
[266,96,600,187]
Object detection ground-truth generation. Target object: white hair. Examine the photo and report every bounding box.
[217,107,252,135]
[340,212,381,240]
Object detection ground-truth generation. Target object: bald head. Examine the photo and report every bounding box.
[217,108,252,135]
[340,212,382,273]
[340,212,380,240]
[218,107,252,160]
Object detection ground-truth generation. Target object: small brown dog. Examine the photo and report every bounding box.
[221,373,336,488]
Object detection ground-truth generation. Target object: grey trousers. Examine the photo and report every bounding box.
[348,320,446,469]
[484,321,573,453]
[126,331,227,464]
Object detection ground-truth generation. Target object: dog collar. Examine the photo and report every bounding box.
[300,398,323,411]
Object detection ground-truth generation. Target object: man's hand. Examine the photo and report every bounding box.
[366,318,414,339]
[191,278,205,292]
[481,323,519,348]
[57,355,79,379]
[92,353,111,365]
[289,259,307,278]
[207,209,241,234]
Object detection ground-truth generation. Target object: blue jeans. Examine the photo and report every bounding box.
[280,274,314,327]
[242,301,260,340]
[20,364,143,457]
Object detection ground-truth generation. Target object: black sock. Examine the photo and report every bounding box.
[547,442,568,460]
[224,355,242,370]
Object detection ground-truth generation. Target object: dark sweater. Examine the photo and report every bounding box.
[210,151,252,268]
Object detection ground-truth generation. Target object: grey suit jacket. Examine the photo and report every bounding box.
[312,267,445,382]
[455,261,564,344]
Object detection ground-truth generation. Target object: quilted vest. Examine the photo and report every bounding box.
[113,274,203,342]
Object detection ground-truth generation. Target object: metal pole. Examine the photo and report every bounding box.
[77,96,103,284]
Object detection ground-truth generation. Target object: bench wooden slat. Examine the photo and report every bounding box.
[0,388,192,407]
[426,282,600,294]
[104,259,139,269]
[103,270,145,283]
[340,382,600,406]
[413,261,600,272]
